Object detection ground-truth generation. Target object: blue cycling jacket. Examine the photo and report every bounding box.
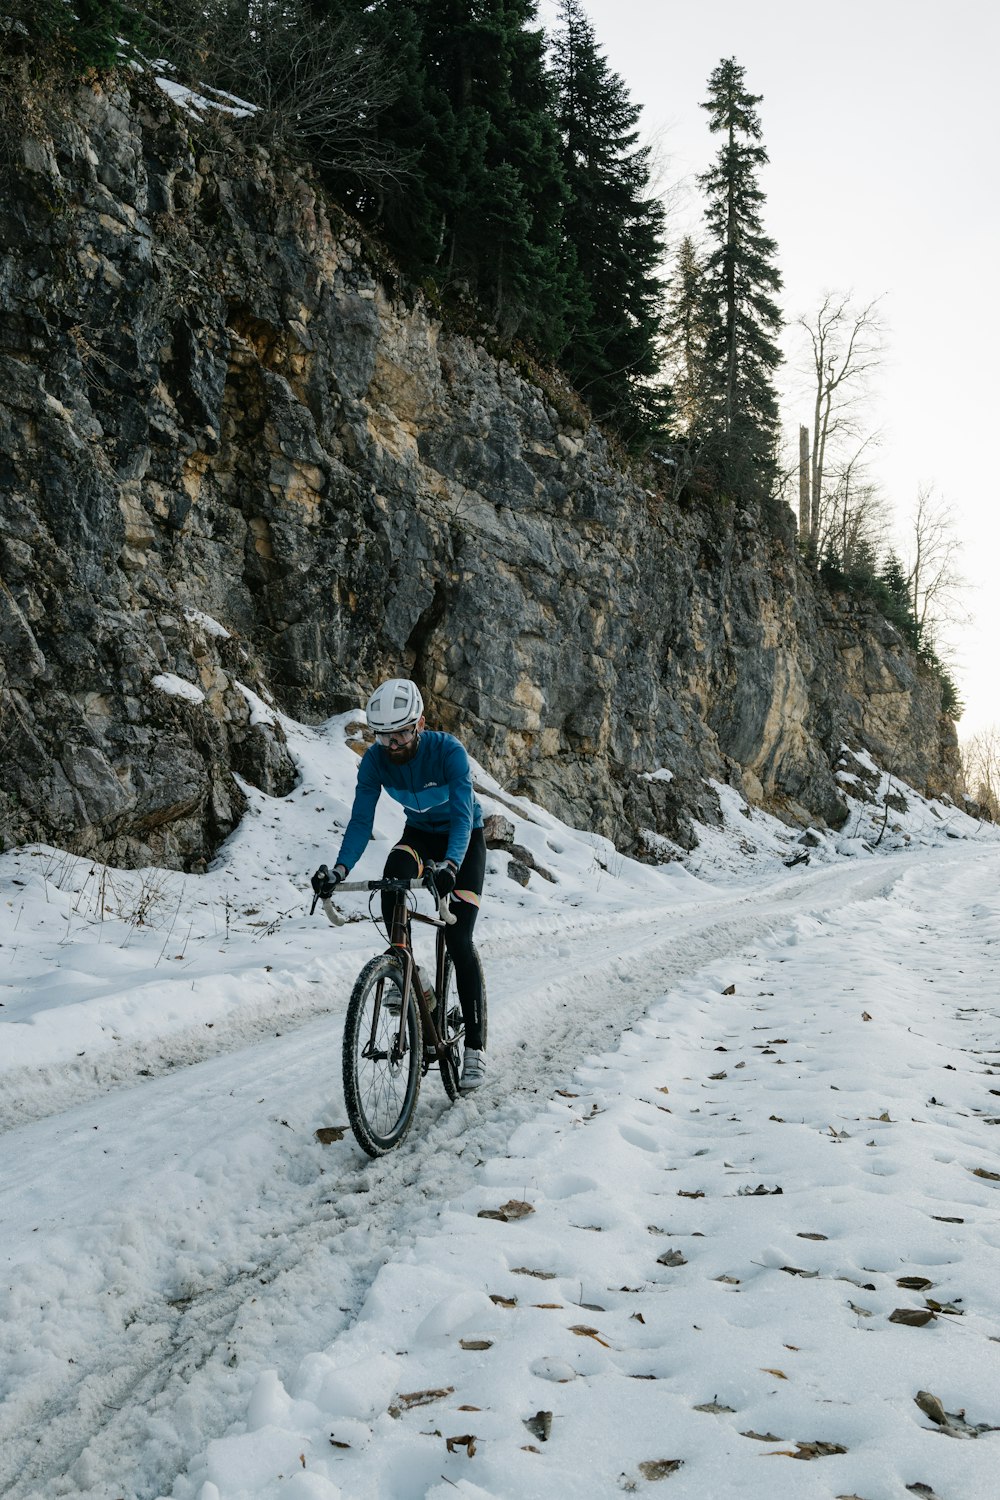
[335,731,484,873]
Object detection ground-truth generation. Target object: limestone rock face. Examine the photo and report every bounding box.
[0,75,960,866]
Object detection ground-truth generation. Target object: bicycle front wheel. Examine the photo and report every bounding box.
[342,955,423,1156]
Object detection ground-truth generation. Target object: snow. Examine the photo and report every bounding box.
[1,709,999,1500]
[236,681,279,729]
[154,78,256,120]
[152,672,206,704]
[185,610,232,641]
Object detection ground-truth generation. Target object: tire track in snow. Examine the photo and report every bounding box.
[0,852,972,1500]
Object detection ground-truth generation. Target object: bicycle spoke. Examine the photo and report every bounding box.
[343,957,422,1156]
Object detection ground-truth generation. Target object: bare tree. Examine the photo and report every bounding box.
[961,725,1000,819]
[906,485,969,636]
[129,0,404,183]
[820,440,892,571]
[796,291,886,542]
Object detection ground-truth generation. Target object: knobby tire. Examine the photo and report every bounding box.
[342,954,422,1156]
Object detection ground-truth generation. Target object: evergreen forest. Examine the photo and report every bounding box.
[1,0,953,708]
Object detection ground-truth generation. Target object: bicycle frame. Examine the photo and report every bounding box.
[319,875,458,1072]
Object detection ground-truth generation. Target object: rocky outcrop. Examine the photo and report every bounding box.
[0,72,961,867]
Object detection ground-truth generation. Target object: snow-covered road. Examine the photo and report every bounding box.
[2,713,999,1500]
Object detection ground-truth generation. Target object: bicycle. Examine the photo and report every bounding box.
[311,863,488,1157]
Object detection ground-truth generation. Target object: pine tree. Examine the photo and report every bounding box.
[409,0,570,352]
[663,235,709,436]
[697,58,783,498]
[8,0,122,70]
[550,0,668,446]
[878,551,922,648]
[319,0,459,270]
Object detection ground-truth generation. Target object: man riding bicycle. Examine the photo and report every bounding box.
[312,678,488,1091]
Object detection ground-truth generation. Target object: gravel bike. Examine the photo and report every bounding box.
[311,863,488,1157]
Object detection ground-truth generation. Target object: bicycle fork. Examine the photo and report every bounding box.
[364,908,454,1069]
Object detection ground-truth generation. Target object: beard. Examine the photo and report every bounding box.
[385,734,420,766]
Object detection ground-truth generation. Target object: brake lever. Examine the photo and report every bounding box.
[425,866,458,926]
[437,895,457,926]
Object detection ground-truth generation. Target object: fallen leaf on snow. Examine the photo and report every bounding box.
[741,1430,783,1442]
[896,1276,933,1290]
[638,1459,684,1479]
[523,1410,552,1442]
[924,1297,963,1315]
[395,1387,454,1410]
[694,1401,736,1414]
[478,1199,534,1222]
[315,1126,347,1144]
[889,1307,936,1327]
[781,1266,819,1278]
[776,1440,848,1460]
[459,1339,493,1350]
[445,1434,477,1456]
[761,1368,788,1380]
[490,1294,517,1308]
[798,1232,828,1241]
[657,1250,687,1267]
[678,1190,705,1199]
[570,1324,611,1347]
[512,1266,555,1279]
[861,1011,873,1021]
[914,1390,949,1426]
[913,1388,1000,1437]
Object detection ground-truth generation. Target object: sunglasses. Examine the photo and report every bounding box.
[375,723,418,747]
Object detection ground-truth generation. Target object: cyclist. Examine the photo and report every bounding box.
[313,678,488,1091]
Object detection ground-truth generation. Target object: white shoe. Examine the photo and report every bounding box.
[459,1048,486,1092]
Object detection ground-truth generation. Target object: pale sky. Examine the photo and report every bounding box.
[541,0,999,739]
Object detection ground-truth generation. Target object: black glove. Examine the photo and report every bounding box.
[434,861,458,899]
[311,864,345,900]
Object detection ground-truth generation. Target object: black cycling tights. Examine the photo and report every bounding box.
[382,826,487,1050]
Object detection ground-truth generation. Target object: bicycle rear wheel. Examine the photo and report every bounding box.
[342,955,422,1156]
[437,948,488,1101]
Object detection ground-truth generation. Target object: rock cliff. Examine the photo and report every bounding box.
[0,73,961,867]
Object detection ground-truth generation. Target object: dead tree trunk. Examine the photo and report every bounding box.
[798,425,811,540]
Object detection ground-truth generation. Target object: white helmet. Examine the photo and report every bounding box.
[365,678,424,733]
